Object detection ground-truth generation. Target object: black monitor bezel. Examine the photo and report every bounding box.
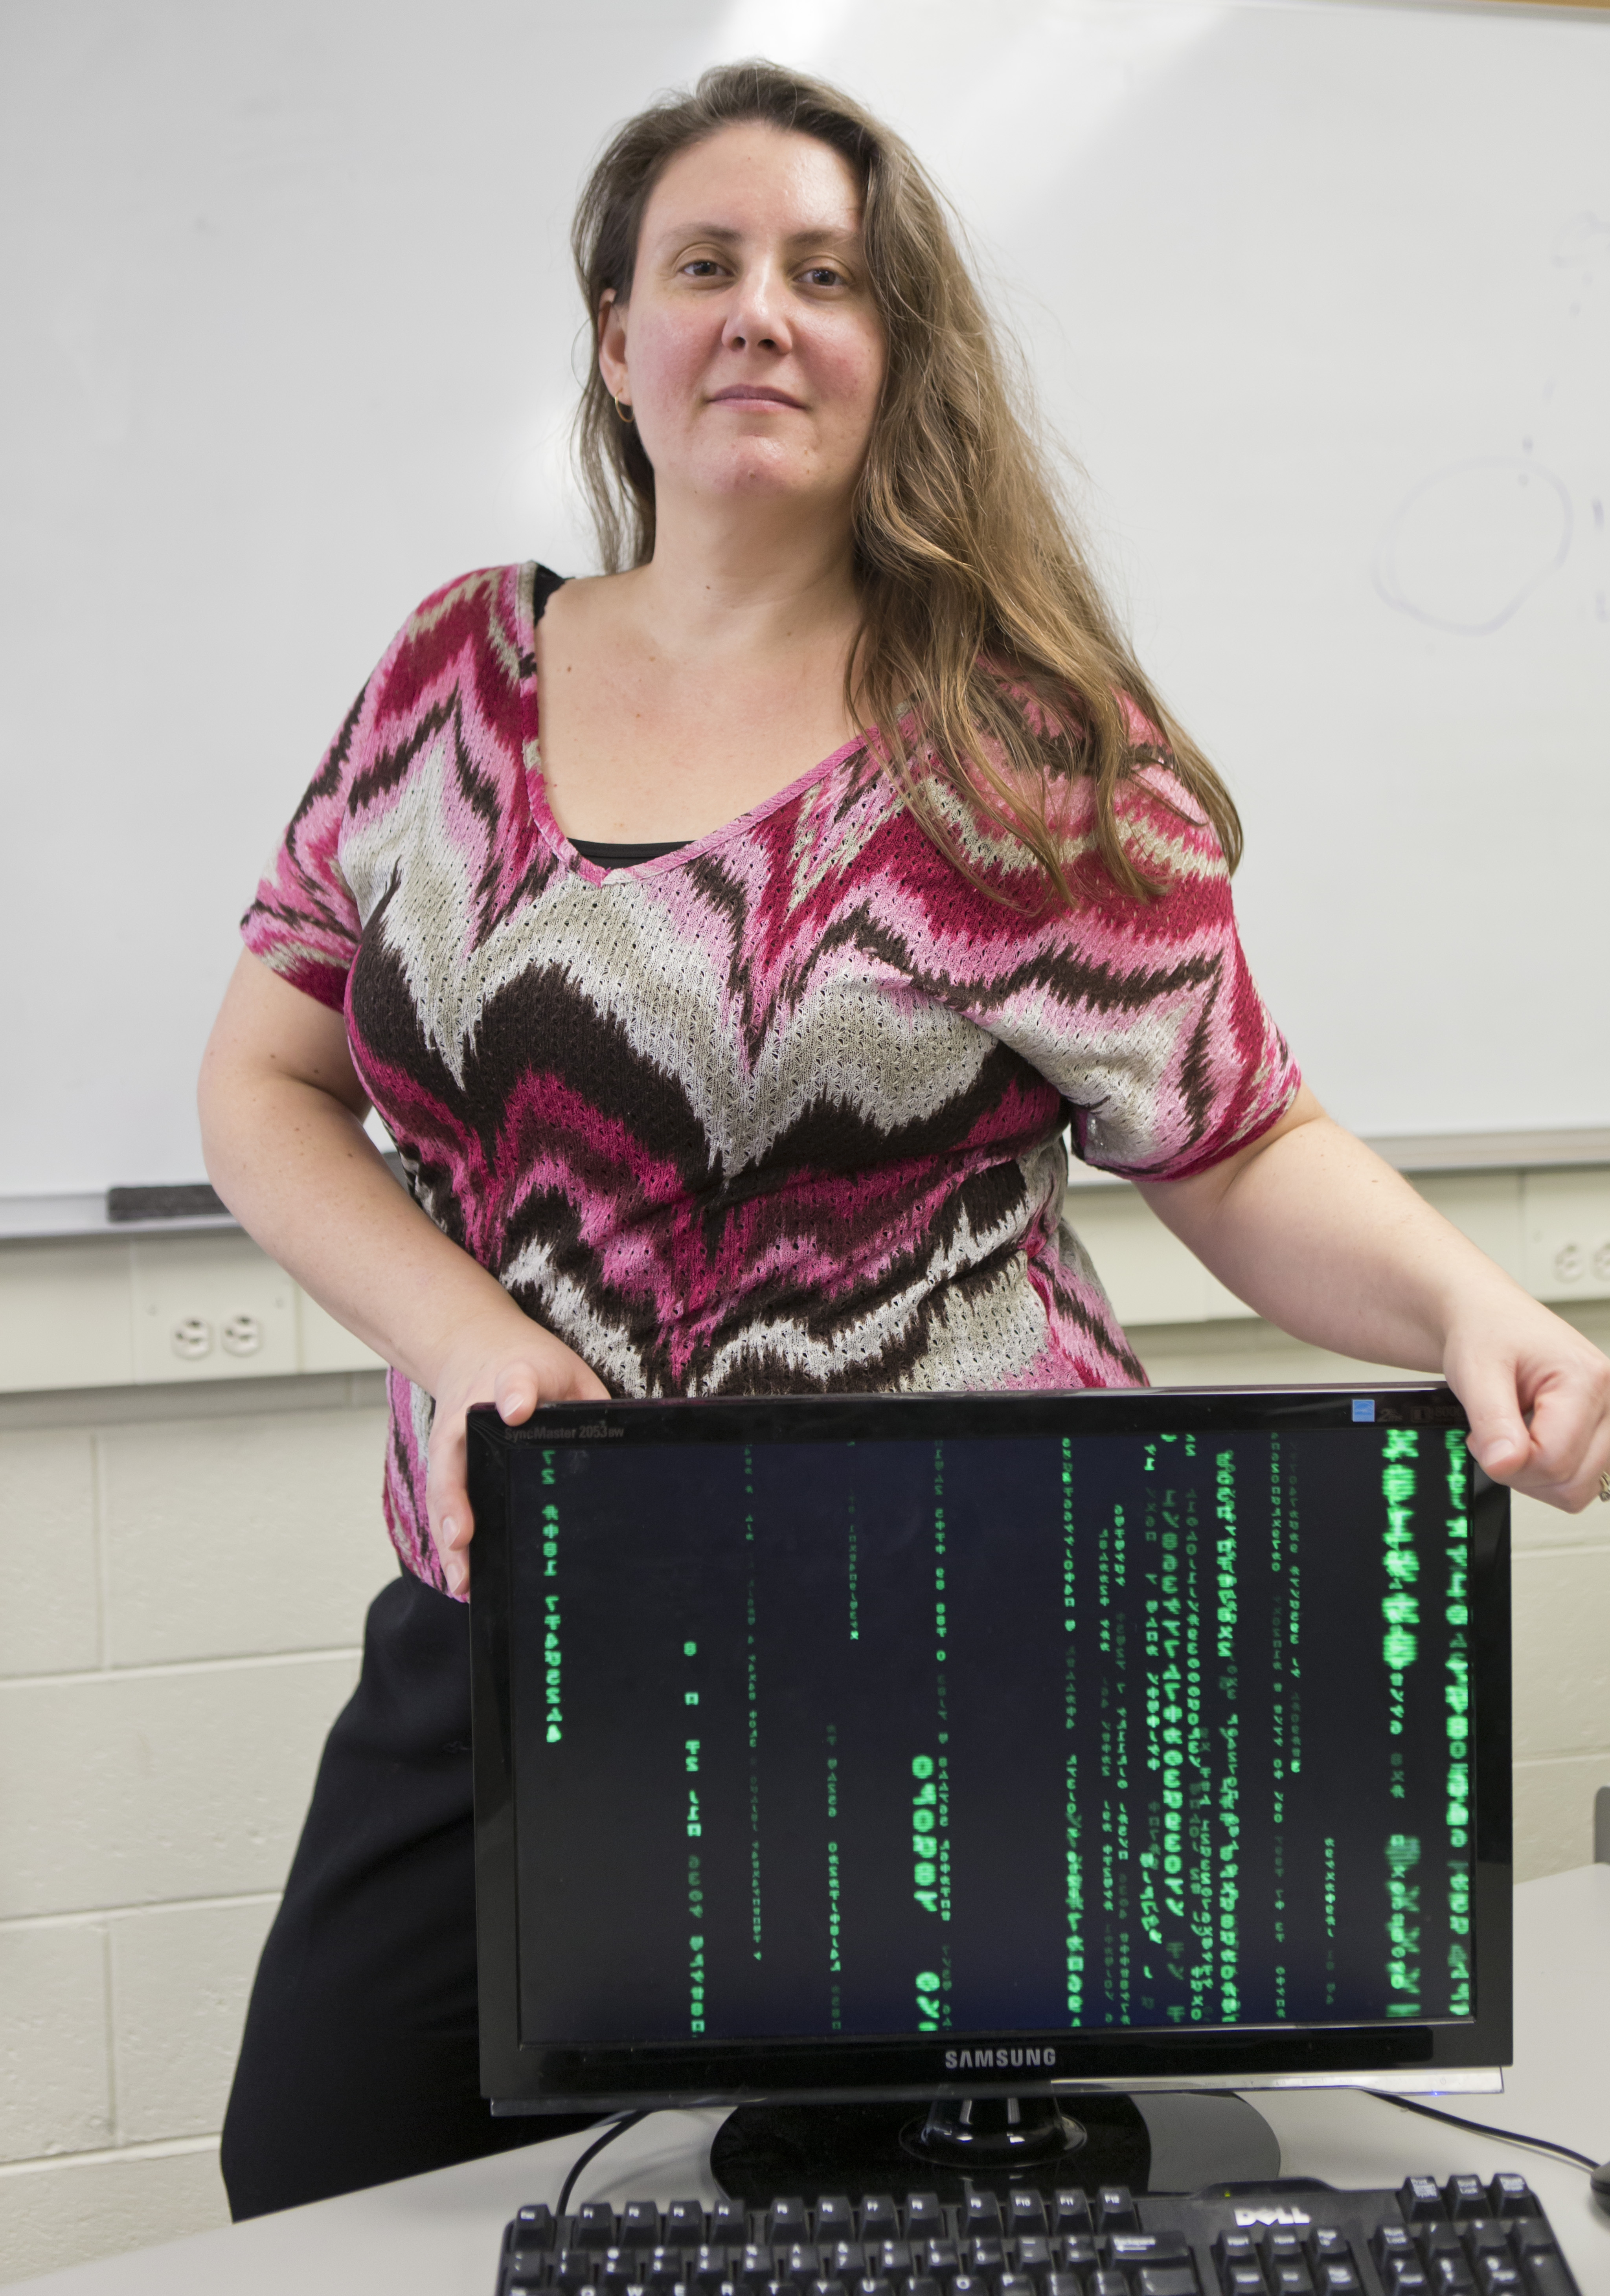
[469,1386,1511,2113]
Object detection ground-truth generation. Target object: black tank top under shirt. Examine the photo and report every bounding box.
[569,838,689,866]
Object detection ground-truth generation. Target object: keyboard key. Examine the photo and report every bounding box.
[967,2238,1006,2273]
[1042,2276,1084,2296]
[1376,2229,1418,2267]
[1444,2180,1487,2221]
[827,2244,865,2279]
[1052,2193,1094,2237]
[860,2201,901,2241]
[669,2206,707,2243]
[579,2208,621,2250]
[1401,2180,1446,2224]
[625,2207,663,2244]
[1315,2268,1361,2295]
[1268,2266,1314,2295]
[873,2242,912,2278]
[1135,2272,1202,2296]
[1427,2259,1475,2294]
[1221,2270,1264,2296]
[1096,2188,1138,2233]
[1061,2238,1099,2272]
[853,2281,894,2296]
[1109,2235,1192,2267]
[1507,2223,1560,2257]
[782,2247,822,2283]
[999,2275,1037,2296]
[919,2240,960,2279]
[1016,2235,1055,2278]
[1308,2232,1350,2263]
[1475,2268,1522,2294]
[1486,2179,1537,2221]
[714,2206,749,2242]
[1462,2224,1509,2261]
[908,2199,947,2241]
[1090,2274,1130,2296]
[768,2205,810,2244]
[515,2206,559,2254]
[1383,2270,1430,2296]
[1421,2228,1465,2263]
[1009,2195,1049,2237]
[965,2197,1004,2237]
[1512,2250,1575,2296]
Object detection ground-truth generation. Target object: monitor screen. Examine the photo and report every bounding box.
[468,1388,1510,2115]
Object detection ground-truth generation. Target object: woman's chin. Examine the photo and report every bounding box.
[680,442,845,509]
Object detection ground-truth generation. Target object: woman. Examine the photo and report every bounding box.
[202,62,1609,2219]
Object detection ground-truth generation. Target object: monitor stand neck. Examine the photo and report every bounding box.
[903,2096,1088,2169]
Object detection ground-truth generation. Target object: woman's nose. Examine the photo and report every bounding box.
[721,263,792,354]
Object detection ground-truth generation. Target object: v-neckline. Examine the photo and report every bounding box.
[518,561,872,884]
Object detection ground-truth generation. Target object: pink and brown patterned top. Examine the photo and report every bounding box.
[243,563,1299,1590]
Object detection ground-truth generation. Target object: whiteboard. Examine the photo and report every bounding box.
[4,0,1608,1195]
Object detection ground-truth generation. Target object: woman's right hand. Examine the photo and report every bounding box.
[425,1304,610,1597]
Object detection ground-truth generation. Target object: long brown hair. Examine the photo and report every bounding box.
[570,60,1241,903]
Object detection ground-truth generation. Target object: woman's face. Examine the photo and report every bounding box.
[599,122,886,525]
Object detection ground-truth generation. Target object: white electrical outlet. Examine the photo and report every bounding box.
[1521,1169,1610,1304]
[130,1234,298,1382]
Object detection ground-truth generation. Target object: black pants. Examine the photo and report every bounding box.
[221,1571,597,2219]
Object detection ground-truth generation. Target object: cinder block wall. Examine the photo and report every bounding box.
[0,1375,394,2281]
[1,1204,1607,2282]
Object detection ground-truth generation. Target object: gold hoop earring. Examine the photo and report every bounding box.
[613,393,633,425]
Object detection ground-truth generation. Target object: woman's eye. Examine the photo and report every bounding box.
[801,265,845,288]
[681,258,724,278]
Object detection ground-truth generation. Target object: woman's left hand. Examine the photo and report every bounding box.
[1139,1086,1610,1512]
[1443,1298,1610,1510]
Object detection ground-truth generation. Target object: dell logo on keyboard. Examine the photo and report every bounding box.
[942,2047,1057,2069]
[1233,2207,1312,2228]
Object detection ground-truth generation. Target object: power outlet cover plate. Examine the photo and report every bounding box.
[129,1233,297,1382]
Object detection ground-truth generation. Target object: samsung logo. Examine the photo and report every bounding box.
[943,2047,1057,2070]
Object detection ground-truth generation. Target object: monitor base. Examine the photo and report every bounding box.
[710,2090,1279,2200]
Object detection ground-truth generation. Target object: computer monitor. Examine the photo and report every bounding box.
[467,1386,1510,2195]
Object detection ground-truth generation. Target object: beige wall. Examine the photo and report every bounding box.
[0,1374,394,2282]
[1,1176,1608,2280]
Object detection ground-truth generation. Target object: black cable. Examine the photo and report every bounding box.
[556,2111,651,2220]
[1368,2090,1599,2173]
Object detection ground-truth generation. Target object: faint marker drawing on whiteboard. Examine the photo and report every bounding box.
[1553,211,1610,273]
[1373,458,1573,637]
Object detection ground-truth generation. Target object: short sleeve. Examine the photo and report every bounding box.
[939,767,1301,1183]
[239,609,421,1012]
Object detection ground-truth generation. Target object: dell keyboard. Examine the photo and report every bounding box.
[493,2176,1583,2296]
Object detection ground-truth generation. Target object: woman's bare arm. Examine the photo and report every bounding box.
[1137,1084,1610,1511]
[198,951,606,1592]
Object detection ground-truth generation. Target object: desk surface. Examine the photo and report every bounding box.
[15,1868,1610,2296]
